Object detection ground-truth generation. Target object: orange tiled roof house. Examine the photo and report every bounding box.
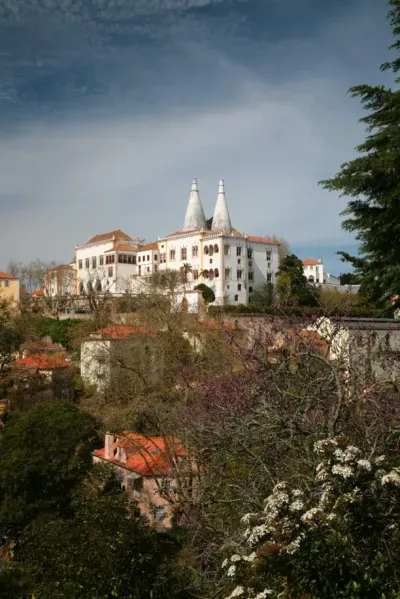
[93,432,195,528]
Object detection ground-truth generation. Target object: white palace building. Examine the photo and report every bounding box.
[72,178,281,307]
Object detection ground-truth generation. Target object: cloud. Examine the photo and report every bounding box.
[0,0,394,269]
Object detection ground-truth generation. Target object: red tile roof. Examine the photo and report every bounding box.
[86,230,133,245]
[247,235,280,245]
[47,264,74,272]
[138,242,159,252]
[90,325,155,340]
[303,258,322,266]
[14,353,72,369]
[0,272,16,279]
[94,433,185,476]
[32,289,44,296]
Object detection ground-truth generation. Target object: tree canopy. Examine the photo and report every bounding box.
[320,0,400,304]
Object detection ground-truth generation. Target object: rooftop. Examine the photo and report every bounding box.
[247,235,280,245]
[14,353,72,369]
[89,324,155,340]
[0,271,16,279]
[93,432,185,476]
[138,242,159,252]
[86,229,133,245]
[303,258,322,266]
[104,243,139,253]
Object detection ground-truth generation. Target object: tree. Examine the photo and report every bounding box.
[320,0,400,305]
[195,283,215,304]
[0,401,97,530]
[250,282,275,307]
[275,254,318,307]
[2,465,192,599]
[7,259,56,294]
[220,437,400,599]
[340,272,361,286]
[180,262,193,284]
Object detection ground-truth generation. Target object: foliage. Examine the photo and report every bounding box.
[250,283,275,307]
[320,1,400,305]
[36,317,82,349]
[1,465,192,599]
[195,283,216,304]
[220,437,400,599]
[340,272,361,286]
[208,304,387,318]
[7,259,56,294]
[275,254,319,307]
[0,401,97,530]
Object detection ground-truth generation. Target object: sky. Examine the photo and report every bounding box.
[0,0,394,275]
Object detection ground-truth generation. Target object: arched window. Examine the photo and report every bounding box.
[209,269,214,281]
[214,268,219,278]
[204,246,209,255]
[214,244,219,253]
[209,245,214,256]
[79,282,85,295]
[308,275,314,283]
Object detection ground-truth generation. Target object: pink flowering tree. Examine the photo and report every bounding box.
[220,437,400,599]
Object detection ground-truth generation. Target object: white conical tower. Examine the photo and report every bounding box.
[212,179,232,234]
[182,178,207,231]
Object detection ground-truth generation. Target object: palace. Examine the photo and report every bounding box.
[71,178,281,307]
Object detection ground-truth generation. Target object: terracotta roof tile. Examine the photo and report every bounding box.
[32,289,44,296]
[93,433,185,476]
[138,242,158,252]
[90,325,155,340]
[247,235,280,245]
[86,230,133,245]
[0,272,16,279]
[14,353,72,369]
[104,243,139,253]
[303,258,322,266]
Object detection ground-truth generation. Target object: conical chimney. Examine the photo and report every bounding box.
[182,178,207,231]
[212,180,232,234]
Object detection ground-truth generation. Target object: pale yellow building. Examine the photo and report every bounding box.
[0,271,20,305]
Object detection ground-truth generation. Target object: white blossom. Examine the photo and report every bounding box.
[227,565,236,577]
[226,586,245,598]
[289,499,304,512]
[331,464,354,479]
[222,558,229,569]
[286,534,304,554]
[357,459,372,471]
[255,590,274,598]
[381,469,400,486]
[301,507,323,523]
[231,554,242,563]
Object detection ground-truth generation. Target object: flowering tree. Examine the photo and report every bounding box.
[220,437,400,599]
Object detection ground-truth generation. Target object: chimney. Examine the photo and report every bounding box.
[104,432,114,460]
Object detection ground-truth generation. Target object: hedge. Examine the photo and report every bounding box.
[208,304,389,319]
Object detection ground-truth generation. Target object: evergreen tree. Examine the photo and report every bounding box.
[320,0,400,305]
[275,254,319,307]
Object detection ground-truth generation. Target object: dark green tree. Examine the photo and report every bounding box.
[320,0,400,305]
[2,465,191,599]
[275,253,319,307]
[0,401,97,531]
[250,282,275,307]
[194,283,216,304]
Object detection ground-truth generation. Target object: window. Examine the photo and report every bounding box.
[204,246,209,255]
[237,259,241,265]
[248,260,252,267]
[106,255,115,264]
[4,280,9,288]
[209,259,213,264]
[225,268,231,279]
[267,273,272,282]
[85,258,90,268]
[224,245,230,256]
[236,246,242,256]
[92,256,97,269]
[99,255,104,266]
[78,259,83,269]
[147,267,150,273]
[138,256,141,263]
[155,507,166,521]
[170,249,176,261]
[127,255,132,264]
[154,254,158,261]
[247,247,253,259]
[193,270,199,280]
[238,284,242,291]
[147,255,150,261]
[181,248,187,260]
[267,263,271,269]
[118,254,123,263]
[249,286,253,293]
[108,267,113,278]
[192,246,198,258]
[160,253,166,263]
[237,269,242,279]
[209,245,214,256]
[248,271,254,281]
[214,244,219,253]
[138,266,141,276]
[209,269,214,281]
[234,294,239,302]
[266,249,272,261]
[133,255,137,264]
[214,268,219,278]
